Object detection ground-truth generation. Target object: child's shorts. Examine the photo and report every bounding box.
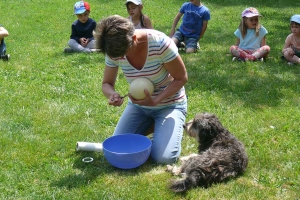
[0,39,6,55]
[292,46,300,57]
[172,30,198,50]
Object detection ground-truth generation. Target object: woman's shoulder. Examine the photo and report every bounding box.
[146,29,168,41]
[145,29,178,55]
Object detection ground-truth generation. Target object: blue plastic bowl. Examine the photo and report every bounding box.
[102,134,152,169]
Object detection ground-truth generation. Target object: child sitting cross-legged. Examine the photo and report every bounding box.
[282,15,300,65]
[170,0,210,54]
[230,7,270,62]
[64,1,98,53]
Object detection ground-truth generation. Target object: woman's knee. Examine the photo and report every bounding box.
[151,152,179,164]
[150,139,181,164]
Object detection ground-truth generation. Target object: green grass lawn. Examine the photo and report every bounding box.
[0,0,299,199]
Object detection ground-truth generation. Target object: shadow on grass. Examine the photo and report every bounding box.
[49,50,105,66]
[186,52,299,109]
[50,151,156,189]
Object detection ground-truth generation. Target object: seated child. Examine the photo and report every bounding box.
[170,0,210,53]
[64,1,98,53]
[230,7,270,62]
[125,0,153,29]
[282,14,300,65]
[0,24,10,61]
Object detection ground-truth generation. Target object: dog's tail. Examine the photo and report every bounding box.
[169,176,197,193]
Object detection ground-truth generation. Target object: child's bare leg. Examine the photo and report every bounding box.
[230,46,254,60]
[186,47,195,53]
[252,45,270,60]
[283,49,300,64]
[290,55,300,64]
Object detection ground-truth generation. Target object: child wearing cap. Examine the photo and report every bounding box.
[170,0,210,53]
[125,0,153,29]
[0,24,10,61]
[64,1,97,53]
[230,7,270,62]
[282,14,300,65]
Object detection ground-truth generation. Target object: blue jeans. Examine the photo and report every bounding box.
[173,30,198,49]
[113,100,188,164]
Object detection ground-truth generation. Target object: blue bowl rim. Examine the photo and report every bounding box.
[102,134,152,155]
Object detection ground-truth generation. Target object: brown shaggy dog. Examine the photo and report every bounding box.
[166,112,248,193]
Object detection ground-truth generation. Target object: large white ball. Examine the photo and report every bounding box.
[129,78,154,100]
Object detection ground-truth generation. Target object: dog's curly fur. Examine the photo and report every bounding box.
[167,112,248,193]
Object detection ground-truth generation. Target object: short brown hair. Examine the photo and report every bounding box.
[94,15,135,58]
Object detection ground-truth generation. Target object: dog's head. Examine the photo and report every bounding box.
[184,112,225,142]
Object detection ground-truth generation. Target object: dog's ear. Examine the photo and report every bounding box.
[195,113,223,141]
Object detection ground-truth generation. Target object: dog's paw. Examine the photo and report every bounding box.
[166,165,174,172]
[171,166,182,176]
[180,153,198,162]
[166,165,182,176]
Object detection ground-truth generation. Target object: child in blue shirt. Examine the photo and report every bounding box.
[230,7,270,62]
[0,24,9,61]
[64,1,97,53]
[170,0,210,53]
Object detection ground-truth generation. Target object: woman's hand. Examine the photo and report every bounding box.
[108,93,125,107]
[129,89,157,106]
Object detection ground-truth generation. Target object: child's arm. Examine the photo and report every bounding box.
[170,12,183,37]
[143,15,153,29]
[70,24,80,43]
[260,36,267,46]
[282,35,293,55]
[235,38,240,46]
[0,27,9,40]
[199,20,208,40]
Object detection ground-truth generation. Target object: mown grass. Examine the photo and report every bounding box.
[0,0,299,199]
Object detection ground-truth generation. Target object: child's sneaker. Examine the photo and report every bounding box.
[287,62,294,66]
[232,57,246,62]
[195,43,200,52]
[64,48,74,53]
[1,54,10,61]
[260,57,264,62]
[90,49,101,52]
[178,42,185,49]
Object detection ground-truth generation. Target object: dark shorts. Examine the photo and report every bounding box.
[0,39,6,55]
[292,46,300,57]
[172,30,198,49]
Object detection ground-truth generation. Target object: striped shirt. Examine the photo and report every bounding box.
[105,29,186,108]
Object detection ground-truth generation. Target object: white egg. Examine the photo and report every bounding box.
[129,78,154,100]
